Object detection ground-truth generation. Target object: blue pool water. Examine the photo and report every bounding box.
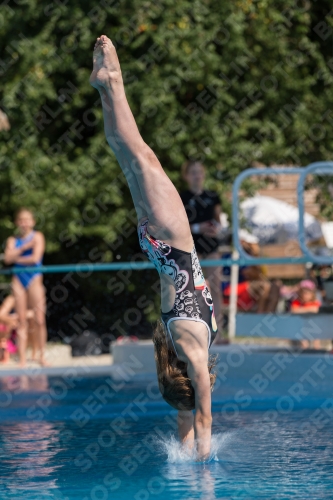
[0,373,332,500]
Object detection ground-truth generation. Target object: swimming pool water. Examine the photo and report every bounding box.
[0,374,332,500]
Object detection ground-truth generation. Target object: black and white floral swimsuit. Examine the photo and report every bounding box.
[138,218,218,356]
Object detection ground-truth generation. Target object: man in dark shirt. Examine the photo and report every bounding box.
[180,160,223,337]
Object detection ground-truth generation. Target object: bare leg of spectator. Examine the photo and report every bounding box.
[12,278,28,367]
[27,277,48,366]
[27,317,38,361]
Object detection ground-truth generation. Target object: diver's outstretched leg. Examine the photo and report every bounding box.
[98,85,147,221]
[90,35,193,252]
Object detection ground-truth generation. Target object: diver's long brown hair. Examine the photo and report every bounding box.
[152,320,217,411]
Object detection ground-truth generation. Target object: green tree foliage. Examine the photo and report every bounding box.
[1,0,333,247]
[306,173,333,220]
[1,0,333,336]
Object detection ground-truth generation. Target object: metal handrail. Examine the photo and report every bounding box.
[0,255,314,275]
[232,166,304,262]
[297,161,333,265]
[1,163,332,275]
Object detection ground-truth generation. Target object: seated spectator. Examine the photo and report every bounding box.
[291,280,321,350]
[290,280,321,314]
[309,264,333,304]
[222,233,280,313]
[0,295,35,363]
[224,270,280,313]
[0,295,17,363]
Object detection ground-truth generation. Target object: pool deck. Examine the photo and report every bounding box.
[1,340,333,407]
[0,344,114,378]
[1,339,333,381]
[0,338,291,377]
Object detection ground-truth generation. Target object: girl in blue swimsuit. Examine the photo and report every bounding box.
[91,35,217,460]
[4,208,47,367]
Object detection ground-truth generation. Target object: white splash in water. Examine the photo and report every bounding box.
[157,432,233,464]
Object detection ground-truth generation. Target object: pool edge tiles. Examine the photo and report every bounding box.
[2,342,333,390]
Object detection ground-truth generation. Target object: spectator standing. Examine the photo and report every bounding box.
[4,208,48,367]
[180,160,223,336]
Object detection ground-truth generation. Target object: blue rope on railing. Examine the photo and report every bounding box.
[2,162,331,277]
[0,256,312,275]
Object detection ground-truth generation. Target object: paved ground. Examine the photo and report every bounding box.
[0,343,113,376]
[0,338,331,378]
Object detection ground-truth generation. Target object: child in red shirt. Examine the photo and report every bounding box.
[291,280,321,349]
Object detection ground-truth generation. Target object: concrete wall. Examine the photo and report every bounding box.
[236,313,333,339]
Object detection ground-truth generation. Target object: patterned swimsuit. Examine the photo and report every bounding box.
[138,218,218,356]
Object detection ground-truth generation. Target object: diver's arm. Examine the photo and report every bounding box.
[178,410,194,448]
[187,356,212,461]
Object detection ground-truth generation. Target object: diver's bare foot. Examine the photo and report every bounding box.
[89,35,122,89]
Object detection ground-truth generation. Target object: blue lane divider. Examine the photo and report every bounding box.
[0,256,311,275]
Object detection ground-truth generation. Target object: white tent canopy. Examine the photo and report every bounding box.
[240,195,323,245]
